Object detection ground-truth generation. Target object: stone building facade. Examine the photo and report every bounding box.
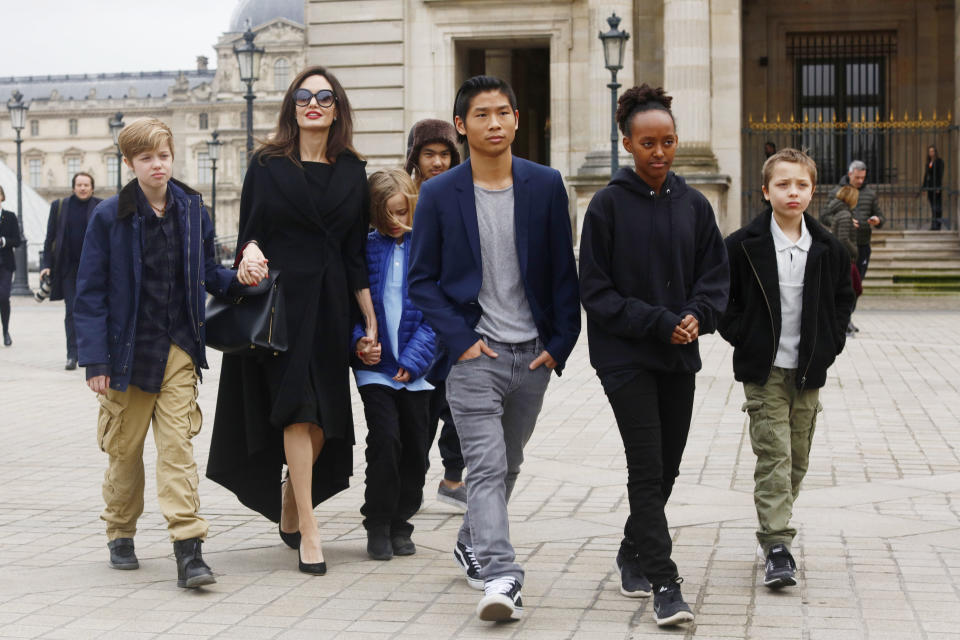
[307,0,957,234]
[0,0,307,246]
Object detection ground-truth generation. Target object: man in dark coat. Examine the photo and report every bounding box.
[41,172,102,369]
[0,185,22,346]
[820,160,885,280]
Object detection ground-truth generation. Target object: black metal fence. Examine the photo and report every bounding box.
[742,112,958,229]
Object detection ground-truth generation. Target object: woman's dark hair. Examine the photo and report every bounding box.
[453,75,518,144]
[929,144,939,159]
[615,84,675,136]
[257,65,358,164]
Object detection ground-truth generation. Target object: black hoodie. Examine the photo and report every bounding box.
[579,169,729,384]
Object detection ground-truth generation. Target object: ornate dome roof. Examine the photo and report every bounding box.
[228,0,304,32]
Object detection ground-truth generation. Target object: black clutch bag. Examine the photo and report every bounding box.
[205,271,288,355]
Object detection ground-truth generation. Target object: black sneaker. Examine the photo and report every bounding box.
[391,533,416,556]
[477,576,523,622]
[454,540,483,590]
[614,549,651,597]
[367,528,393,561]
[107,538,139,570]
[763,543,797,588]
[653,578,694,626]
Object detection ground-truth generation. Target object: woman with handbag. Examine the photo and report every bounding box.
[207,66,377,575]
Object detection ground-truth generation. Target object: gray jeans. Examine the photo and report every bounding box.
[445,337,551,584]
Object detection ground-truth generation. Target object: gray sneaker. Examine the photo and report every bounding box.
[437,481,467,511]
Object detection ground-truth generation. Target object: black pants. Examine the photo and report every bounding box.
[856,244,871,280]
[427,381,465,482]
[607,370,696,585]
[62,266,79,360]
[928,190,944,230]
[0,267,11,333]
[359,384,431,536]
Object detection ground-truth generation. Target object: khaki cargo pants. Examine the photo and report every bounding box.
[96,343,208,542]
[742,367,822,552]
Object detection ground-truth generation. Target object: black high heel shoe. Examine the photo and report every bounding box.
[298,546,327,575]
[279,473,301,549]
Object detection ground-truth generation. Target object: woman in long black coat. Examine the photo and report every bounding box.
[922,144,945,230]
[0,185,22,345]
[208,66,377,574]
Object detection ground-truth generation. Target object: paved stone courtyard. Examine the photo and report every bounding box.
[1,293,959,640]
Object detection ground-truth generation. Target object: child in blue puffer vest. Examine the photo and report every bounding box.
[352,168,437,561]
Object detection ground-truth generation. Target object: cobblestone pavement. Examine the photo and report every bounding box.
[2,294,960,640]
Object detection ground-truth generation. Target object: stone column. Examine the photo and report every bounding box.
[663,0,716,169]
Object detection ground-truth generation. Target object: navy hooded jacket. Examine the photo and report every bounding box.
[75,178,237,391]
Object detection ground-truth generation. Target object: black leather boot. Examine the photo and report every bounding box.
[107,538,139,570]
[173,538,216,588]
[366,526,392,561]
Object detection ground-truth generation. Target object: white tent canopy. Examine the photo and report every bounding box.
[0,160,50,268]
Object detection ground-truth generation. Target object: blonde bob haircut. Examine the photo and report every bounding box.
[761,147,817,189]
[117,118,175,160]
[835,185,859,210]
[368,168,418,236]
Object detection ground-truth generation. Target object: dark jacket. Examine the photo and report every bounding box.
[922,157,944,192]
[821,177,884,246]
[719,210,855,390]
[0,209,22,272]
[352,230,436,380]
[74,178,236,392]
[408,156,581,381]
[829,206,858,261]
[579,169,729,375]
[42,194,102,300]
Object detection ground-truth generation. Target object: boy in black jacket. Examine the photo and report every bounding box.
[719,148,854,589]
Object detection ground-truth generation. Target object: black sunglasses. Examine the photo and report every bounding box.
[294,88,336,108]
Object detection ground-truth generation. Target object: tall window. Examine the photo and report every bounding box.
[29,159,42,187]
[197,152,212,183]
[791,31,895,182]
[67,157,81,178]
[30,120,39,136]
[199,113,209,130]
[274,58,290,91]
[107,156,119,186]
[69,119,78,135]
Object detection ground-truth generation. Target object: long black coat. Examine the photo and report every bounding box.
[41,195,101,300]
[207,151,370,522]
[0,209,21,273]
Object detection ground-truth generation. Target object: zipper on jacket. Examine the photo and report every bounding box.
[798,262,822,390]
[742,242,778,378]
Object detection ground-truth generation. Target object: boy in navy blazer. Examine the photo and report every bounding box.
[408,75,581,622]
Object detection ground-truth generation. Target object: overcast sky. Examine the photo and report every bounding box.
[2,0,240,77]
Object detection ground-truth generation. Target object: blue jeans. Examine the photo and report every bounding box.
[445,337,551,584]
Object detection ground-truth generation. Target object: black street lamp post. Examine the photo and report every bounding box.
[109,112,125,192]
[6,90,30,296]
[233,24,264,158]
[599,13,630,175]
[206,130,222,231]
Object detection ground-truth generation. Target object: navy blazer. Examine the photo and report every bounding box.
[408,156,581,381]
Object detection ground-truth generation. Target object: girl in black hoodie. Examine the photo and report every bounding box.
[579,84,729,627]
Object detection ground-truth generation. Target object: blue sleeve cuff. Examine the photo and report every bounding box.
[85,364,110,380]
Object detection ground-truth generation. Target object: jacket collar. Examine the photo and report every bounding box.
[117,177,198,219]
[262,151,364,232]
[744,208,833,244]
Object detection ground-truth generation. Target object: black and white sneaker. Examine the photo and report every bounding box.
[454,540,483,590]
[653,578,694,626]
[614,549,652,598]
[477,576,523,622]
[762,543,797,588]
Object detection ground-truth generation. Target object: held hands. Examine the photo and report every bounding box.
[40,268,50,278]
[356,336,381,365]
[458,339,498,362]
[670,314,700,345]
[237,243,269,286]
[87,375,111,395]
[393,368,411,383]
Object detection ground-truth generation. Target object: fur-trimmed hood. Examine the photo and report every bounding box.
[404,119,461,175]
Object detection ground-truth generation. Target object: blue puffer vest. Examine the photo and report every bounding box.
[351,230,436,379]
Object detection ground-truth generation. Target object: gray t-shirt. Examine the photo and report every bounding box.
[473,184,539,344]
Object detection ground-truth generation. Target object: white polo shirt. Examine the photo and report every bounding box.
[771,215,811,369]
